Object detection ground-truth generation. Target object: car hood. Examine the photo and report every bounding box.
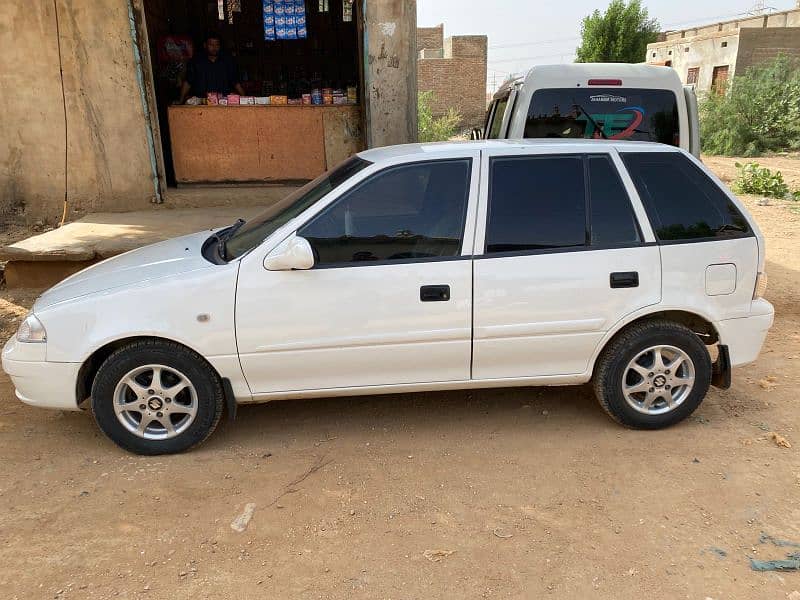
[35,230,218,310]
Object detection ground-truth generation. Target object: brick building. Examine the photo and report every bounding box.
[417,24,488,130]
[646,6,800,93]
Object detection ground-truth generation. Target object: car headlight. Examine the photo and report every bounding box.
[17,313,47,343]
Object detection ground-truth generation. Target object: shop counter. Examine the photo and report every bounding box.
[167,105,364,184]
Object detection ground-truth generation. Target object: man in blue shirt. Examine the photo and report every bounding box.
[179,34,244,102]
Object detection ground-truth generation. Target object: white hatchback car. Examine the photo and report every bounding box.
[3,140,774,454]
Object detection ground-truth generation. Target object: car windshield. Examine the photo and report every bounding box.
[224,156,372,259]
[525,88,680,145]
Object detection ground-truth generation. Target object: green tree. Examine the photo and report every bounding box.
[418,91,462,142]
[575,0,660,63]
[700,55,800,156]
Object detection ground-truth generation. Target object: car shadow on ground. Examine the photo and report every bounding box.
[204,383,615,451]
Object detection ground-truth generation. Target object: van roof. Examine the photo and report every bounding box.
[493,63,683,101]
[358,139,682,163]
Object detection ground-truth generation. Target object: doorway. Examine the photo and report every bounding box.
[135,0,365,189]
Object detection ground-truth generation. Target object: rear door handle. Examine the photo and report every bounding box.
[610,272,639,288]
[420,285,451,302]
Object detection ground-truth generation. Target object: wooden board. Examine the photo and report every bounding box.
[168,106,361,183]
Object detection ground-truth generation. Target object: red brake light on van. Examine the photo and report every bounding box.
[588,78,622,86]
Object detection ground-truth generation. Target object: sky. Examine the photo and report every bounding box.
[416,0,799,92]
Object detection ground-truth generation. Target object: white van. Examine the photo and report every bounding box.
[478,64,700,157]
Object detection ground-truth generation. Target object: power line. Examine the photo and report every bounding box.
[484,8,783,53]
[488,51,573,65]
[489,35,579,50]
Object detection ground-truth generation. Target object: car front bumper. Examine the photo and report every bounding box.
[716,299,775,367]
[2,337,82,411]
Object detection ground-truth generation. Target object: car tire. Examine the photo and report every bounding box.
[593,320,712,429]
[91,339,224,455]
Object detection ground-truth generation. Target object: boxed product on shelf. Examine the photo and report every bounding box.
[227,94,241,105]
[286,15,297,38]
[255,96,270,105]
[240,96,255,105]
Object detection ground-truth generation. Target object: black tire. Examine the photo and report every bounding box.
[593,320,712,429]
[91,340,224,455]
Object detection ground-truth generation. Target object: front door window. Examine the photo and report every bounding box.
[299,159,472,266]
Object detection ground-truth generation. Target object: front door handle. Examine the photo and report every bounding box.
[610,271,639,288]
[420,285,451,302]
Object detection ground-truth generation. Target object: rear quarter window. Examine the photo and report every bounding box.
[621,152,751,242]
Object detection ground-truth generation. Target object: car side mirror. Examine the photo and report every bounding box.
[470,127,483,140]
[263,235,315,271]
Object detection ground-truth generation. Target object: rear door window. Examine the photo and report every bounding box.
[525,88,679,145]
[486,155,586,253]
[621,152,751,241]
[485,154,643,254]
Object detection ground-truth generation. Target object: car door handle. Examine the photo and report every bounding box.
[610,272,639,288]
[420,285,451,302]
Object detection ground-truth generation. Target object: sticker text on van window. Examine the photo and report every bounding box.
[578,106,645,140]
[589,94,627,103]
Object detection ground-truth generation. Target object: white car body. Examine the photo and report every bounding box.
[3,140,773,418]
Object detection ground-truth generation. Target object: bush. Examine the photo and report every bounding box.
[418,91,462,143]
[732,162,791,198]
[700,55,800,156]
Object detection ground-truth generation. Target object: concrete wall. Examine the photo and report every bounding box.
[648,32,739,92]
[418,28,488,130]
[736,27,800,72]
[646,7,800,93]
[0,0,156,227]
[362,0,418,148]
[1,0,418,226]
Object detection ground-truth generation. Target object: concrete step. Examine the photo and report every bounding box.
[0,206,266,288]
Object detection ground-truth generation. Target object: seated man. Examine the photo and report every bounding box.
[179,34,244,102]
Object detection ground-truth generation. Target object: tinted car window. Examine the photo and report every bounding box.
[299,159,471,265]
[486,156,586,253]
[525,88,679,145]
[621,152,750,241]
[225,156,371,259]
[487,97,509,139]
[588,156,641,245]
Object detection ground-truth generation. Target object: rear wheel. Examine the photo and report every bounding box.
[91,340,224,455]
[593,320,711,429]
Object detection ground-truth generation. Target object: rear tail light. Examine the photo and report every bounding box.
[588,78,622,86]
[754,271,768,299]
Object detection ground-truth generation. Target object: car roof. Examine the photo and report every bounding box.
[491,62,682,101]
[357,139,682,163]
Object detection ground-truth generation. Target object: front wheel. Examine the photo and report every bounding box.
[91,340,224,455]
[593,320,712,429]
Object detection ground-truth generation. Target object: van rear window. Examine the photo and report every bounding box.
[525,88,679,145]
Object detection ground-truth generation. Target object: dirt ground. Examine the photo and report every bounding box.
[1,156,799,600]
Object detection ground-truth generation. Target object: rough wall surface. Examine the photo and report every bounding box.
[416,24,443,52]
[648,32,739,92]
[418,31,487,129]
[363,0,418,147]
[648,7,800,93]
[736,27,800,72]
[1,0,155,226]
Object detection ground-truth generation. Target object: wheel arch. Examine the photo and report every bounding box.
[590,309,719,378]
[75,335,221,408]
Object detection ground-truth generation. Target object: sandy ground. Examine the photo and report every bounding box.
[1,156,799,600]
